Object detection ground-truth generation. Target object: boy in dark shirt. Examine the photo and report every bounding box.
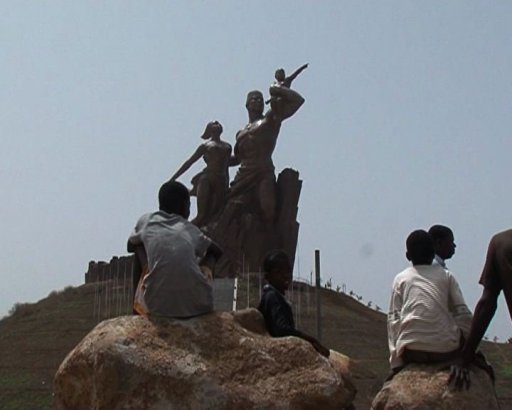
[258,250,330,357]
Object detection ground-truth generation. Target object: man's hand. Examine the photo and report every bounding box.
[448,360,471,390]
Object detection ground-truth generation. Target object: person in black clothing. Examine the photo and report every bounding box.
[258,250,330,357]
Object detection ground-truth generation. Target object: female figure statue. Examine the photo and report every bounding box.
[171,121,232,227]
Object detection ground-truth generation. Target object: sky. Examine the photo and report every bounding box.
[1,2,511,340]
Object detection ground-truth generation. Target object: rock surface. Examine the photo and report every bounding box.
[371,362,499,410]
[54,309,356,409]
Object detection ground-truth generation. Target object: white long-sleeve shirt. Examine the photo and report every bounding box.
[387,264,472,369]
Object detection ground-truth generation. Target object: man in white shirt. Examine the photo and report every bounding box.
[428,225,456,269]
[388,230,472,372]
[128,181,222,318]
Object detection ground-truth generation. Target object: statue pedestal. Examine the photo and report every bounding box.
[208,168,302,278]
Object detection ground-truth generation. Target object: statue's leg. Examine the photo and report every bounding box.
[193,177,210,227]
[258,177,276,227]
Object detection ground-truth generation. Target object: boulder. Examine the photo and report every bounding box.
[371,362,499,410]
[54,309,356,409]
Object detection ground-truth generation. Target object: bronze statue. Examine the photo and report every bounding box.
[171,121,233,227]
[266,63,308,104]
[229,79,305,226]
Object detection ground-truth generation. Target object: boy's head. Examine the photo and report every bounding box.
[263,250,292,293]
[274,68,286,82]
[158,181,190,219]
[406,230,435,265]
[428,224,456,260]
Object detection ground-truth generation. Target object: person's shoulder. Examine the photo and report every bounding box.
[394,266,415,281]
[427,263,450,275]
[261,285,281,302]
[220,140,232,149]
[179,217,203,233]
[135,211,155,226]
[492,229,512,248]
[443,268,459,281]
[263,110,281,126]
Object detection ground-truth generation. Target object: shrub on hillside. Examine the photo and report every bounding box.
[8,302,35,318]
[47,285,76,299]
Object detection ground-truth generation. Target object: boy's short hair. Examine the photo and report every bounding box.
[406,230,435,264]
[428,225,453,241]
[263,250,291,275]
[158,181,190,215]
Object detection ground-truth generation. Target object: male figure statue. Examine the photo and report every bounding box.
[229,85,304,226]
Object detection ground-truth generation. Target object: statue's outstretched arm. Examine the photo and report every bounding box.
[286,63,308,84]
[269,85,305,121]
[170,145,205,181]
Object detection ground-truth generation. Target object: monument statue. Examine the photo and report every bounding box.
[207,65,307,276]
[229,84,304,225]
[265,63,308,104]
[170,121,233,227]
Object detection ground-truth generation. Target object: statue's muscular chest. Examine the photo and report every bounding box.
[236,120,275,157]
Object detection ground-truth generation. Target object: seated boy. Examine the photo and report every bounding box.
[127,181,222,318]
[257,250,330,357]
[388,230,472,373]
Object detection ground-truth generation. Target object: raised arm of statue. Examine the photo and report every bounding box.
[283,63,308,88]
[268,85,305,121]
[170,145,205,181]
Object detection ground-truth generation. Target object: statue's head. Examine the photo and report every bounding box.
[274,68,285,82]
[201,120,223,140]
[246,90,264,114]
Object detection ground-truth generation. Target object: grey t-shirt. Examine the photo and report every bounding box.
[129,211,213,318]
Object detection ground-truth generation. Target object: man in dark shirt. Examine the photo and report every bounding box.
[450,229,512,388]
[258,250,330,357]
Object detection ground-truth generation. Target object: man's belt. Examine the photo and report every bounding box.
[403,348,459,364]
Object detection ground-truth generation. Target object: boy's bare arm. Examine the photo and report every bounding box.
[448,286,499,389]
[296,331,330,357]
[127,241,147,300]
[199,242,223,278]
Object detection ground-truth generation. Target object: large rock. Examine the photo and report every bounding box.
[371,362,498,410]
[54,309,356,409]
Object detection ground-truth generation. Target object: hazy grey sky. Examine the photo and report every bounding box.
[2,2,511,339]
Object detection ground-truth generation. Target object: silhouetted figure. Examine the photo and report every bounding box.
[388,230,472,374]
[230,86,304,226]
[258,250,330,358]
[127,181,222,318]
[171,121,233,228]
[265,63,308,104]
[449,229,512,389]
[429,224,457,269]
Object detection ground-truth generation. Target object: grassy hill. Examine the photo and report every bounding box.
[1,281,511,409]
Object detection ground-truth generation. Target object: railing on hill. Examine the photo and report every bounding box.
[87,257,318,333]
[86,254,345,342]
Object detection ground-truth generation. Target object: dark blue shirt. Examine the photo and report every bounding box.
[257,284,300,337]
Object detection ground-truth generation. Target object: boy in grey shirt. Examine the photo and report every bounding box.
[128,181,222,318]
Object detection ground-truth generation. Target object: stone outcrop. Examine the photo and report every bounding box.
[54,309,356,409]
[371,362,499,410]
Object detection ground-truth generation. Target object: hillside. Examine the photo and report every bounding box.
[1,282,511,409]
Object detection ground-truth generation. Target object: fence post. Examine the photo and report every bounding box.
[315,249,322,342]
